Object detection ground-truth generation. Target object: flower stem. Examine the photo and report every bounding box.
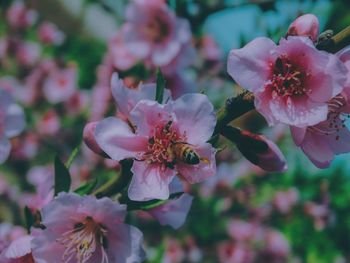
[317,25,350,53]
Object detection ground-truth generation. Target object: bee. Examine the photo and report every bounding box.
[167,142,210,167]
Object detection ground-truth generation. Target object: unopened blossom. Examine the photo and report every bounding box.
[6,1,37,29]
[94,93,216,201]
[290,47,350,168]
[0,89,25,164]
[31,193,145,263]
[38,22,65,45]
[122,0,192,68]
[286,14,320,42]
[0,235,34,263]
[228,36,347,127]
[42,65,77,104]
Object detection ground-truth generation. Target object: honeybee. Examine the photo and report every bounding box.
[167,142,210,167]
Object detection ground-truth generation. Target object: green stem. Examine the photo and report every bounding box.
[317,25,350,53]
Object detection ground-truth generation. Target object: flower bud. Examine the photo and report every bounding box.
[83,122,109,158]
[286,14,319,42]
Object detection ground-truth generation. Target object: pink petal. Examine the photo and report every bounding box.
[290,126,307,146]
[95,117,148,161]
[171,94,216,144]
[286,14,319,42]
[4,235,32,259]
[128,162,176,201]
[227,37,276,92]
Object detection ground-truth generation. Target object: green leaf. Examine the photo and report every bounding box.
[155,68,166,104]
[125,192,183,211]
[54,155,72,196]
[74,179,98,196]
[24,206,34,232]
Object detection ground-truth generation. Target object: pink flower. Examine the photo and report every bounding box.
[16,41,41,66]
[273,188,299,214]
[6,1,37,29]
[36,109,60,136]
[148,193,193,229]
[31,193,145,263]
[263,230,290,259]
[94,93,216,201]
[286,14,319,42]
[290,47,350,168]
[217,242,255,263]
[0,224,27,254]
[0,89,25,164]
[228,36,347,127]
[38,22,65,45]
[111,73,171,118]
[43,65,77,104]
[123,0,192,68]
[0,235,34,263]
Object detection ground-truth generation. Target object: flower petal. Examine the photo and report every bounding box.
[95,117,148,161]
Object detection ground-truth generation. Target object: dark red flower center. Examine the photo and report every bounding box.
[268,54,309,98]
[143,13,171,44]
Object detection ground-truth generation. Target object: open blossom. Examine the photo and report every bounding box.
[290,47,350,168]
[228,36,347,127]
[0,89,25,164]
[31,193,145,263]
[122,0,192,69]
[94,93,216,201]
[42,64,77,104]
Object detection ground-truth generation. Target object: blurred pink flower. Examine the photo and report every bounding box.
[291,47,350,168]
[228,36,347,127]
[199,35,222,61]
[38,22,65,45]
[94,94,216,201]
[263,230,290,260]
[162,238,185,263]
[10,132,39,160]
[0,89,25,164]
[217,242,255,263]
[6,1,37,29]
[64,90,90,116]
[36,109,60,136]
[228,220,263,244]
[286,14,320,42]
[16,41,41,66]
[273,188,299,214]
[43,65,77,104]
[31,193,145,263]
[0,223,27,253]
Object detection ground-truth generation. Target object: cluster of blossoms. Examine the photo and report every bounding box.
[1,0,350,262]
[228,14,350,168]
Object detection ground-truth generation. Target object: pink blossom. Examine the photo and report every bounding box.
[38,22,65,45]
[162,238,185,263]
[122,0,192,68]
[43,65,77,104]
[94,93,216,201]
[31,193,145,263]
[10,132,39,160]
[36,109,60,136]
[228,220,263,243]
[6,1,37,29]
[273,188,299,214]
[0,235,34,263]
[263,230,290,259]
[0,223,27,253]
[16,41,41,66]
[228,36,347,127]
[286,14,320,42]
[0,89,25,164]
[217,242,255,263]
[290,47,350,168]
[64,90,90,115]
[199,35,222,61]
[111,73,171,119]
[148,193,193,229]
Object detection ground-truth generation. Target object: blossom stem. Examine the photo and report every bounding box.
[213,91,255,136]
[317,25,350,53]
[93,159,133,198]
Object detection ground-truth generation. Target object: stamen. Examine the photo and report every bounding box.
[57,217,109,263]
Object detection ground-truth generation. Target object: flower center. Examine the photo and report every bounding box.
[19,253,35,263]
[268,55,309,98]
[57,216,109,263]
[143,13,170,43]
[308,94,350,140]
[142,121,182,167]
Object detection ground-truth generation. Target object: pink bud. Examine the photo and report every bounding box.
[237,130,288,172]
[83,122,108,157]
[286,14,319,42]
